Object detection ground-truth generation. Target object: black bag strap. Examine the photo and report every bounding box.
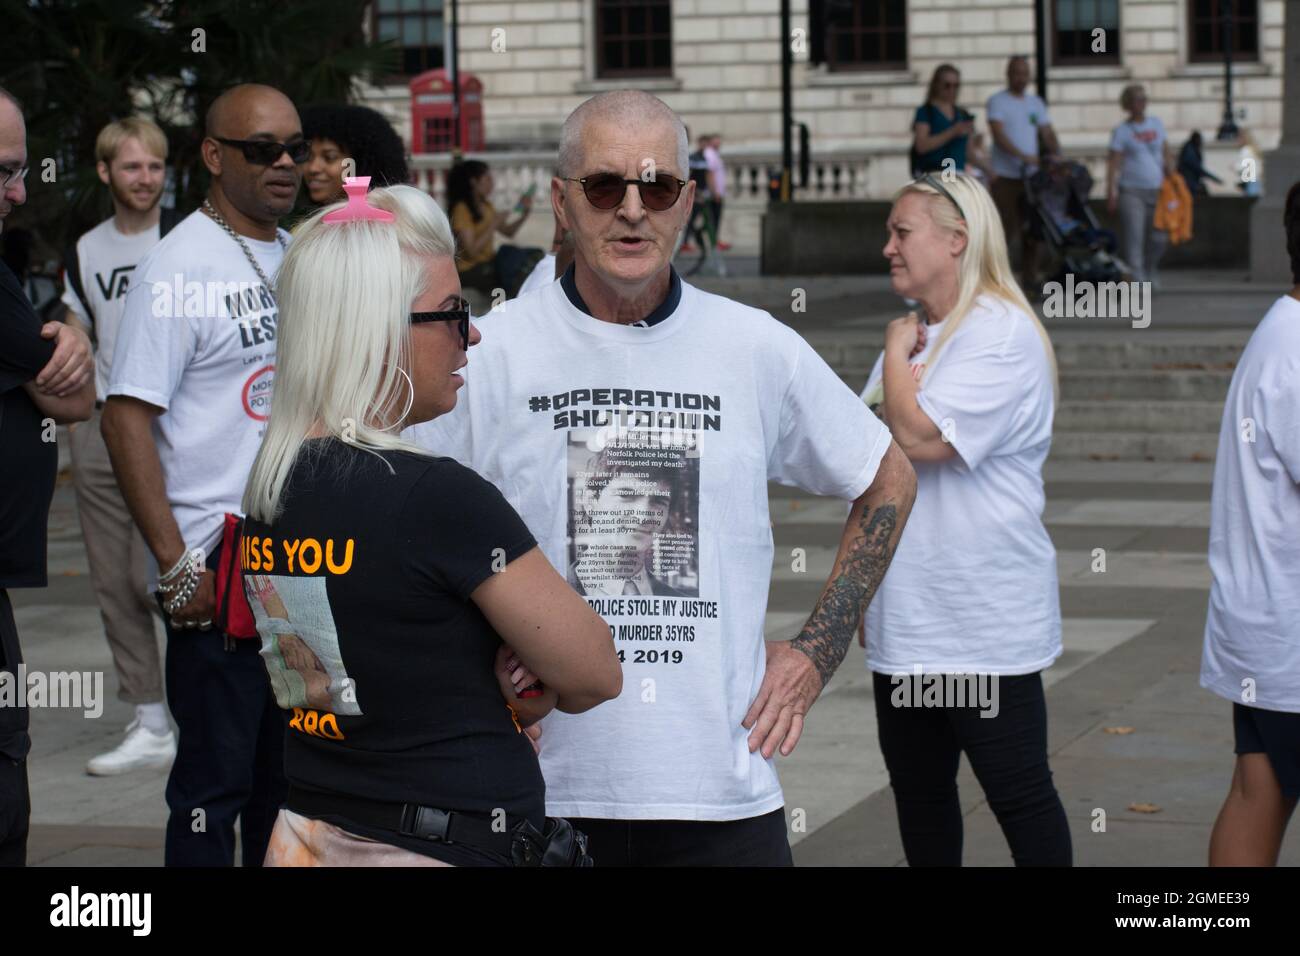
[159,205,181,238]
[62,240,95,339]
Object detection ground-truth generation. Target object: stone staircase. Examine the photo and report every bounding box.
[813,330,1247,462]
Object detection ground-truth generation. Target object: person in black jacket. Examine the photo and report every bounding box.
[0,86,95,866]
[1178,131,1224,197]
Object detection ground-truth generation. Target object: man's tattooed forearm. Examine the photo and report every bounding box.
[791,502,899,686]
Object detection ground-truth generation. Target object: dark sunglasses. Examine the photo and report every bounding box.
[563,172,688,211]
[214,136,311,165]
[916,172,965,219]
[411,297,471,350]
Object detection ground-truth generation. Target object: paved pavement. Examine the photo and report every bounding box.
[11,270,1297,866]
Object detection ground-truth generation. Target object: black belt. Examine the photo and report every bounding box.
[287,786,537,862]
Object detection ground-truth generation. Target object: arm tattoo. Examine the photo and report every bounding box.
[791,502,900,687]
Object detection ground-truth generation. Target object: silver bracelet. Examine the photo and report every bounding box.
[162,573,198,615]
[159,548,203,586]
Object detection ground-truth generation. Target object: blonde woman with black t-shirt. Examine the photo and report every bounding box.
[242,181,620,867]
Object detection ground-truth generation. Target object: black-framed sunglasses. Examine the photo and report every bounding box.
[563,172,688,211]
[213,136,311,165]
[410,297,471,350]
[916,172,965,219]
[0,162,28,190]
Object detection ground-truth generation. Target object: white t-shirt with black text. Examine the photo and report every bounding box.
[987,90,1052,179]
[858,295,1061,674]
[108,211,286,580]
[60,218,162,403]
[407,277,892,821]
[1201,295,1300,713]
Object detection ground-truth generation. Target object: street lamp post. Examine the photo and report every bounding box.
[779,0,793,201]
[450,0,462,158]
[1216,0,1239,141]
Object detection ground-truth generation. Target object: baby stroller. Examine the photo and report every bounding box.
[1023,159,1126,284]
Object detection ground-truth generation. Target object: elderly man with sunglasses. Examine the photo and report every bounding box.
[101,83,303,866]
[409,90,916,866]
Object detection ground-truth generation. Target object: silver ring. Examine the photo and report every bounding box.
[196,620,213,630]
[183,620,197,629]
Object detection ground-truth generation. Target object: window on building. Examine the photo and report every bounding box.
[1054,0,1121,65]
[373,0,445,79]
[595,0,672,79]
[1188,0,1259,62]
[809,0,907,72]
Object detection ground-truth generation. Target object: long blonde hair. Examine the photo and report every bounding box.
[242,184,457,523]
[894,173,1058,395]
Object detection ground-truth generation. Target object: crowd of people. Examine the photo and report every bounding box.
[0,68,1295,869]
[909,55,1258,292]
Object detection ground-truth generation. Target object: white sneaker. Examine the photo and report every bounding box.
[86,718,176,776]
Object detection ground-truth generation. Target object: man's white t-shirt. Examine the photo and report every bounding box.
[60,218,162,403]
[858,295,1060,674]
[108,211,286,578]
[407,274,891,821]
[987,90,1052,179]
[1201,295,1300,713]
[1109,117,1167,192]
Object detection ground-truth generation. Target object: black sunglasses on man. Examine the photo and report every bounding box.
[563,171,688,211]
[213,136,311,166]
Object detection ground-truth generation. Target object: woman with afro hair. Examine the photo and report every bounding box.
[300,103,409,206]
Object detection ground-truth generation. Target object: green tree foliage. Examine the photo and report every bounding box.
[2,0,397,255]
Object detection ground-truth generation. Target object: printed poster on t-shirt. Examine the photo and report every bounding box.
[245,573,360,716]
[566,428,700,597]
[530,386,720,663]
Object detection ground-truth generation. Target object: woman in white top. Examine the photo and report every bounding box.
[859,172,1070,866]
[1106,85,1170,284]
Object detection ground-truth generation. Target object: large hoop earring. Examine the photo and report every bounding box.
[392,366,413,429]
[391,367,414,430]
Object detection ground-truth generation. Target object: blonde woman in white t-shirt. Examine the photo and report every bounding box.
[859,172,1071,866]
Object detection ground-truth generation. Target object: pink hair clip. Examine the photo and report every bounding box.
[323,176,396,223]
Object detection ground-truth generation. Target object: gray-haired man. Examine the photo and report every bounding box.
[410,90,915,866]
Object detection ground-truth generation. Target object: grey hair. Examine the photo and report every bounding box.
[557,90,689,178]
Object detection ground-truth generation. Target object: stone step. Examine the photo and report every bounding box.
[1048,430,1219,462]
[1058,369,1233,401]
[1054,400,1226,433]
[810,337,1245,373]
[832,367,1233,401]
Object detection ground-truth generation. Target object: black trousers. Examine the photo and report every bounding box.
[0,756,28,867]
[873,670,1072,867]
[0,589,29,867]
[161,574,285,866]
[569,807,792,866]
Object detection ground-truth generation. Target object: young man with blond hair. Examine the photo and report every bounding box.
[62,116,181,775]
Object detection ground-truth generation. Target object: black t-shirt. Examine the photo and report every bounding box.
[0,260,57,589]
[241,439,543,865]
[0,260,57,759]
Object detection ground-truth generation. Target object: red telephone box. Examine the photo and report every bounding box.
[410,69,484,153]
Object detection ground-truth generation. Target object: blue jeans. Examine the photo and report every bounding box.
[160,544,285,866]
[873,670,1072,866]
